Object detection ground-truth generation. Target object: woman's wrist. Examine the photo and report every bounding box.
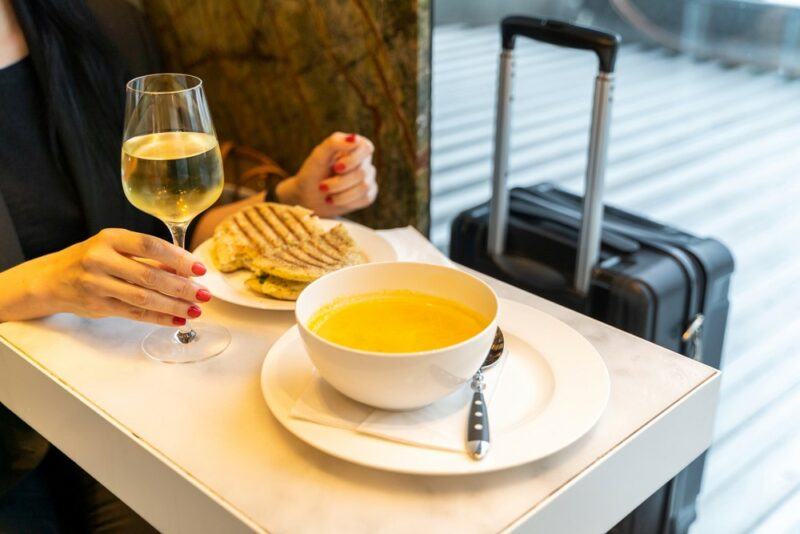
[275,176,300,205]
[0,256,59,321]
[28,256,61,312]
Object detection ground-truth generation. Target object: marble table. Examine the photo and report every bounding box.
[0,228,720,533]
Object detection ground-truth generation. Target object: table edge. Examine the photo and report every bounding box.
[503,369,721,533]
[0,334,264,533]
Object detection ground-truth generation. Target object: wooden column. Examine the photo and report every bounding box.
[142,0,431,232]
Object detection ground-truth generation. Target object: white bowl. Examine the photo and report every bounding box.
[295,262,499,410]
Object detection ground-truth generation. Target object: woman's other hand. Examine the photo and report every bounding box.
[276,132,378,217]
[191,132,377,247]
[0,229,211,325]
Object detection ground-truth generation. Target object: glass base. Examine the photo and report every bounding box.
[142,322,231,364]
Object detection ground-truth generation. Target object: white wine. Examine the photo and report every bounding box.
[122,74,232,363]
[121,131,223,224]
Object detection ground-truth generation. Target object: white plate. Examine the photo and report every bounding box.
[193,219,397,311]
[261,299,610,475]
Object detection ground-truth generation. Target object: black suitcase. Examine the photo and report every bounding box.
[449,17,734,534]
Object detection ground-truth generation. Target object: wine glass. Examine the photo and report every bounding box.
[122,73,230,363]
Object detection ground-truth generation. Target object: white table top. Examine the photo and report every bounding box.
[0,228,720,533]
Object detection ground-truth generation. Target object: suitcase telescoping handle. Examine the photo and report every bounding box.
[487,17,620,296]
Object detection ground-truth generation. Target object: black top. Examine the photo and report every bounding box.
[0,0,171,501]
[0,57,88,259]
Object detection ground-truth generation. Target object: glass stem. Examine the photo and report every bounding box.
[166,221,196,344]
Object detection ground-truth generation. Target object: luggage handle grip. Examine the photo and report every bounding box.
[488,16,619,296]
[501,16,620,73]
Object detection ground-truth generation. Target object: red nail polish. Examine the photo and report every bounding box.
[172,317,186,326]
[333,162,346,173]
[188,305,202,318]
[196,289,212,302]
[191,262,206,276]
[325,195,333,204]
[319,183,329,192]
[345,133,356,143]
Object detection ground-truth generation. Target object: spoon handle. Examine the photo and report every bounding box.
[467,371,490,460]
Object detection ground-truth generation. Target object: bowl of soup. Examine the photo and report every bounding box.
[295,262,499,410]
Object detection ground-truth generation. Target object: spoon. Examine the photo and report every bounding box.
[467,328,505,460]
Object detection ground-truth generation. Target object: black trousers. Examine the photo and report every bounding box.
[0,448,156,533]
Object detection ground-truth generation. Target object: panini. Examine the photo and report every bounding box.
[245,274,308,301]
[212,203,318,273]
[211,203,365,300]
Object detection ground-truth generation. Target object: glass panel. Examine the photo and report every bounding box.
[431,2,800,532]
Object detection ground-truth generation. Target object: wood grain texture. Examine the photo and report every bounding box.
[142,0,431,232]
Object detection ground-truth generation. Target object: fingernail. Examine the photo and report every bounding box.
[345,133,356,143]
[172,317,186,326]
[325,195,333,204]
[333,162,346,174]
[318,183,329,192]
[196,289,212,302]
[191,262,206,276]
[188,305,202,318]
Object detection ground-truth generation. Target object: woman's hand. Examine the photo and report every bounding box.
[191,132,378,247]
[0,229,211,326]
[276,132,378,218]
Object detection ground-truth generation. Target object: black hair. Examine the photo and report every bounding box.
[10,0,157,235]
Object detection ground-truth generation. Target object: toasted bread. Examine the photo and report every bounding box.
[249,223,365,282]
[212,202,366,300]
[245,275,308,301]
[212,203,318,273]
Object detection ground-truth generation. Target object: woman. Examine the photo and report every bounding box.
[0,0,377,530]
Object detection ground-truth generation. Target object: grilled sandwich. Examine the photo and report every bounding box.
[212,203,365,300]
[245,274,308,301]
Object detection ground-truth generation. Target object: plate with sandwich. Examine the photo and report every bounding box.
[194,202,397,310]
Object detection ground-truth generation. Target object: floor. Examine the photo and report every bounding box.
[430,24,800,534]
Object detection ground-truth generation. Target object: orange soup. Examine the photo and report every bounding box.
[308,290,489,353]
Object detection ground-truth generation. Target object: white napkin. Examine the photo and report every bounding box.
[290,353,507,452]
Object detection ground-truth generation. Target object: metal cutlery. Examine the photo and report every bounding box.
[466,328,505,460]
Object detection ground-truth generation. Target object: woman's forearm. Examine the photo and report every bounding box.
[2,229,212,326]
[0,255,56,322]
